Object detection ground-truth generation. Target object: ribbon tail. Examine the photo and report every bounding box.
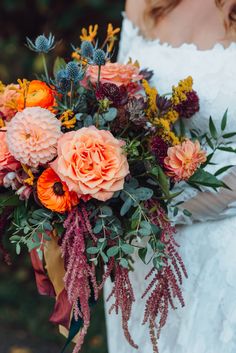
[30,249,55,297]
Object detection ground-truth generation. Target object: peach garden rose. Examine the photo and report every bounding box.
[51,126,130,201]
[164,139,207,182]
[86,62,143,87]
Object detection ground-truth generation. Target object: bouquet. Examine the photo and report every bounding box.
[0,24,233,353]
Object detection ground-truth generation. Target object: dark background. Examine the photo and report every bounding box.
[0,1,124,353]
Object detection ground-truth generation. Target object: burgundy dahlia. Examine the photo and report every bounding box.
[151,136,169,168]
[96,82,128,107]
[174,90,200,119]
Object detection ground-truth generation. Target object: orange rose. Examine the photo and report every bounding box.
[17,80,56,112]
[37,168,79,213]
[86,62,143,87]
[164,140,207,182]
[51,126,130,201]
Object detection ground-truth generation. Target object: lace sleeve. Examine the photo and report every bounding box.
[169,146,236,225]
[118,13,139,64]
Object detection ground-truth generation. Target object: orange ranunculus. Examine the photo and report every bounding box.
[17,80,56,112]
[37,168,79,213]
[164,139,207,182]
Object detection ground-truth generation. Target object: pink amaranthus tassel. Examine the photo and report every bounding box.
[107,264,138,350]
[61,205,99,353]
[142,200,187,353]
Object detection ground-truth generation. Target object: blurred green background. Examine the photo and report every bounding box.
[0,1,124,352]
[0,0,124,83]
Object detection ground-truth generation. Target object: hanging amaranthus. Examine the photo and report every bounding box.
[61,206,99,353]
[142,200,187,353]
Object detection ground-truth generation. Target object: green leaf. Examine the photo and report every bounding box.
[134,187,154,201]
[93,221,103,234]
[218,146,236,153]
[104,108,117,122]
[16,243,21,255]
[140,220,151,230]
[157,166,169,196]
[179,117,186,137]
[209,116,218,140]
[87,247,99,255]
[222,132,236,139]
[173,207,179,217]
[138,247,147,264]
[221,109,228,131]
[205,135,214,150]
[120,197,133,216]
[139,228,151,237]
[183,209,192,217]
[10,235,21,242]
[214,165,234,177]
[119,258,129,268]
[101,251,109,263]
[121,243,134,255]
[107,246,119,257]
[189,168,228,189]
[100,206,113,217]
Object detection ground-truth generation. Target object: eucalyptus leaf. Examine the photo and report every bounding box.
[120,197,133,216]
[134,187,153,201]
[121,243,134,255]
[104,108,117,122]
[119,258,129,268]
[87,247,99,255]
[107,246,119,257]
[16,243,21,255]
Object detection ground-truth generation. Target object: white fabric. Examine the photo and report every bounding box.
[104,14,236,353]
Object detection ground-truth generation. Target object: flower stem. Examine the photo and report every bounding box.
[42,53,49,82]
[97,65,101,87]
[70,80,74,109]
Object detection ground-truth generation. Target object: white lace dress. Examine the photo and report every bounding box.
[104,15,236,353]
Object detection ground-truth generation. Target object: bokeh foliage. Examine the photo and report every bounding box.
[0,1,124,352]
[0,0,124,83]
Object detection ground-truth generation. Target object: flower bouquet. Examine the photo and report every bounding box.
[0,24,233,353]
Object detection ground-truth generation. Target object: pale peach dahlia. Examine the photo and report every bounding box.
[6,107,62,168]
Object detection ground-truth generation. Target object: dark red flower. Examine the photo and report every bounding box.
[174,90,200,119]
[151,136,169,168]
[156,96,172,115]
[96,83,128,107]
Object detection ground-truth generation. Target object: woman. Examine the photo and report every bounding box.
[104,1,236,352]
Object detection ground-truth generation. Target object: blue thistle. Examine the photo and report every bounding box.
[93,49,106,66]
[26,33,56,53]
[81,41,94,59]
[55,69,71,93]
[66,61,85,82]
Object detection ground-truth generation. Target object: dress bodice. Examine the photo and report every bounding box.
[119,14,236,222]
[119,14,236,138]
